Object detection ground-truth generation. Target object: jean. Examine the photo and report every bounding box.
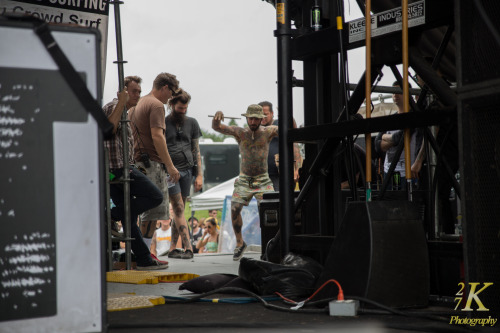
[168,168,192,197]
[110,166,163,265]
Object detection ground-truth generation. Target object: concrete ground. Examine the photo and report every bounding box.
[107,251,260,298]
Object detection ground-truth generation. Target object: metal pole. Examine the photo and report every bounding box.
[105,148,113,271]
[365,0,373,201]
[276,0,293,257]
[111,0,132,270]
[337,1,357,201]
[402,0,413,201]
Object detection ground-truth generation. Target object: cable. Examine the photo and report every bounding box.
[307,294,452,323]
[274,279,345,311]
[160,280,457,325]
[162,287,327,314]
[310,279,344,301]
[164,295,280,304]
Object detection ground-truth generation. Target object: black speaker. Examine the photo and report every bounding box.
[457,0,500,316]
[259,192,301,263]
[315,201,429,308]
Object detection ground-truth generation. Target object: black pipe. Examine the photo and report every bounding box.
[336,0,357,200]
[276,0,294,256]
[294,137,342,214]
[416,25,454,110]
[111,0,132,270]
[409,46,457,107]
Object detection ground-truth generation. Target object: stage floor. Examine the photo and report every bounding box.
[106,252,491,333]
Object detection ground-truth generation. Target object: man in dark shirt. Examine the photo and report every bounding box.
[259,101,302,191]
[164,89,202,259]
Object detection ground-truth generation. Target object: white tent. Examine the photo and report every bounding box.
[190,176,237,211]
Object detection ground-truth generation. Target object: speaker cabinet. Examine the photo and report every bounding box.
[316,201,429,308]
[457,0,500,316]
[259,192,301,263]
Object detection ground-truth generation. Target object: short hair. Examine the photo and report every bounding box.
[153,72,179,91]
[168,88,191,109]
[124,75,142,87]
[258,101,273,113]
[392,80,412,88]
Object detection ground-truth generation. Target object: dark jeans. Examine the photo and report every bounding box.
[110,166,163,265]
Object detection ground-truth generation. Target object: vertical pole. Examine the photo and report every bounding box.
[276,0,293,256]
[402,0,413,201]
[105,148,113,271]
[112,0,132,270]
[337,1,357,201]
[365,0,372,201]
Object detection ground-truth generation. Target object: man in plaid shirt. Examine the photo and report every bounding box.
[102,76,167,270]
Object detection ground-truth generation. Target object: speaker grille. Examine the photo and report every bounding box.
[460,1,500,85]
[459,0,500,316]
[461,95,500,315]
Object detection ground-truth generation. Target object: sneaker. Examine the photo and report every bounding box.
[233,242,247,261]
[167,249,183,259]
[136,258,168,271]
[157,249,170,257]
[181,250,193,260]
[150,253,168,265]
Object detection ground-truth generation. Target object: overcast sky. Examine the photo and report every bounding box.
[102,0,397,133]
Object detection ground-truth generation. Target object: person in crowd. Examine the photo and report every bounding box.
[150,218,172,257]
[258,101,302,191]
[208,209,218,220]
[199,218,207,232]
[103,75,167,270]
[374,81,420,190]
[188,216,203,254]
[163,89,202,259]
[196,217,219,253]
[212,105,277,260]
[128,73,193,257]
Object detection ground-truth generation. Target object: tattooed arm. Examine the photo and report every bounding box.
[268,125,278,139]
[212,111,241,140]
[150,230,157,256]
[191,138,203,192]
[106,89,128,133]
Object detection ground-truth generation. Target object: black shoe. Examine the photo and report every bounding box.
[181,250,193,260]
[136,258,168,271]
[168,249,183,259]
[233,242,247,261]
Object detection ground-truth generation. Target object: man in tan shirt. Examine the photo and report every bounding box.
[128,73,193,259]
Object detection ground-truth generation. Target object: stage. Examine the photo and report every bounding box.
[106,252,489,333]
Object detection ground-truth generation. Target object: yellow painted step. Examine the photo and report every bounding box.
[107,293,165,312]
[106,271,199,284]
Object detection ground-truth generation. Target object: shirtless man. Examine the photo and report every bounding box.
[212,104,278,260]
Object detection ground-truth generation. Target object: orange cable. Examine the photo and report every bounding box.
[308,279,344,301]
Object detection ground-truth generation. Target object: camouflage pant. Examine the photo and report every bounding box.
[231,173,274,206]
[137,160,169,221]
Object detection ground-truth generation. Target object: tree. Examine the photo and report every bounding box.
[201,118,241,141]
[201,129,225,142]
